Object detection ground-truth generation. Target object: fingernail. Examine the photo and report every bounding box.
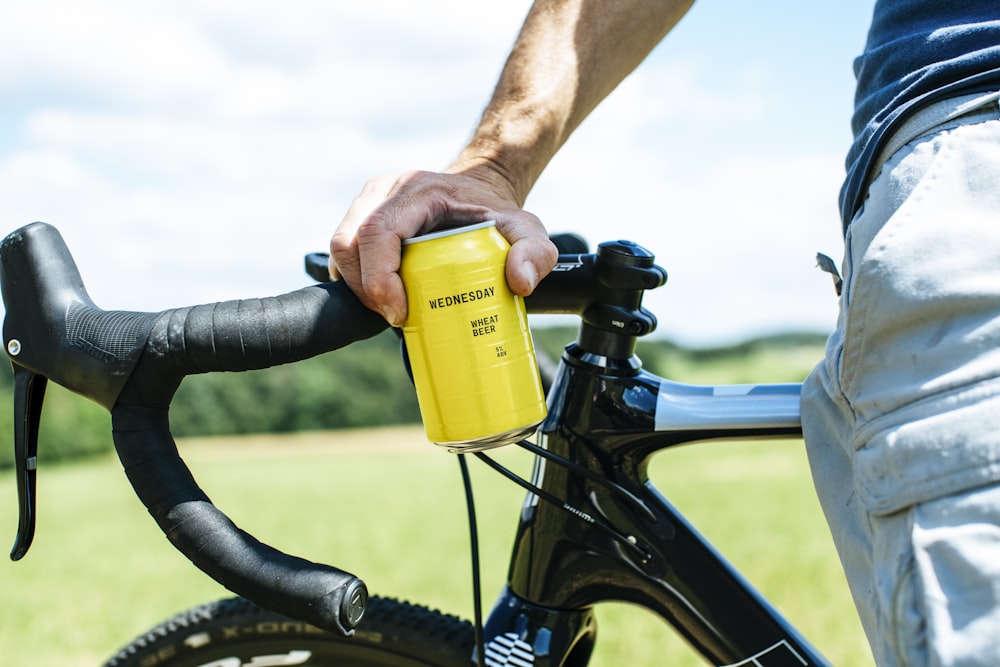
[380,306,401,327]
[521,261,539,292]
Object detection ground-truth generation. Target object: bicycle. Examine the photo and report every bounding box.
[2,221,841,666]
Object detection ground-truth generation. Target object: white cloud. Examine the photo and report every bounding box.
[0,5,226,106]
[525,60,844,345]
[528,148,844,345]
[0,1,847,346]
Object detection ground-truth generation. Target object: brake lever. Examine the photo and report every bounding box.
[9,364,46,560]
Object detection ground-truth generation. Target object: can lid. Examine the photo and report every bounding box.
[402,220,496,246]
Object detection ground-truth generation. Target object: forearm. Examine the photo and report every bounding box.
[450,0,695,204]
[331,0,694,322]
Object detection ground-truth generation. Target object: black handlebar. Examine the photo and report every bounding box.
[2,222,384,634]
[306,233,667,350]
[106,280,384,634]
[1,221,665,636]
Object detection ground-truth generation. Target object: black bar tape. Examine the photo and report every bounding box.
[142,281,385,384]
[110,279,386,634]
[112,412,366,634]
[523,254,598,315]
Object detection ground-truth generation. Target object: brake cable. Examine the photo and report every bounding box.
[457,454,487,667]
[457,438,656,667]
[399,332,653,664]
[473,444,654,564]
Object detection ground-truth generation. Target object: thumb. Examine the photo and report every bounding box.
[506,235,558,296]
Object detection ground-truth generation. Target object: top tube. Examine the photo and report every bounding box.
[654,380,801,433]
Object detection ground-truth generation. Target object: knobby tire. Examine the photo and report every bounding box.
[104,596,475,667]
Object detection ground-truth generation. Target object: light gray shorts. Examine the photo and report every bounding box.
[803,93,1000,666]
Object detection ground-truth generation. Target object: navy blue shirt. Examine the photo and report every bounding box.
[841,1,1000,230]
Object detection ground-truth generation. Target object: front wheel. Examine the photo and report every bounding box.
[103,596,475,667]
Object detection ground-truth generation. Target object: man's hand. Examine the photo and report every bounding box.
[330,168,557,326]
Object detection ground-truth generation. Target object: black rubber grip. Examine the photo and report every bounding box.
[111,280,387,634]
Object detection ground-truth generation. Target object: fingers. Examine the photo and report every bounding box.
[354,210,408,325]
[330,170,557,326]
[494,212,558,296]
[331,174,424,325]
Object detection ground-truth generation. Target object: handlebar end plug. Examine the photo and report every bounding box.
[341,578,368,629]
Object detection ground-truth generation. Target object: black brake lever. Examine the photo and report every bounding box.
[9,364,46,560]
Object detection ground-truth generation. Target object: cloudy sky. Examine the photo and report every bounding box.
[1,1,875,346]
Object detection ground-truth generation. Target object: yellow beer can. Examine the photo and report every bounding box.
[400,221,547,452]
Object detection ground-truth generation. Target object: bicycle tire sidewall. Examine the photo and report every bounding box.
[103,596,474,667]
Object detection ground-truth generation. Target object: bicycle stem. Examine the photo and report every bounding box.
[525,239,667,361]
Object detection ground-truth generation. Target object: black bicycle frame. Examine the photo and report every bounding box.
[480,241,832,667]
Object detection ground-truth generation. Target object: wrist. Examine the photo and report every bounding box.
[449,132,555,207]
[446,153,526,208]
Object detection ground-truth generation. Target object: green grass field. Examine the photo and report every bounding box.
[0,425,873,666]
